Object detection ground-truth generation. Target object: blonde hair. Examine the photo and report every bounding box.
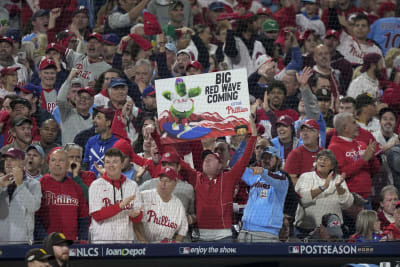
[355,210,377,239]
[352,65,363,80]
[385,48,400,68]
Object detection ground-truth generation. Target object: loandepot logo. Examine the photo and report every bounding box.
[105,248,146,257]
[288,245,357,255]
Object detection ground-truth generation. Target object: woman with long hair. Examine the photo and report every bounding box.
[349,210,387,242]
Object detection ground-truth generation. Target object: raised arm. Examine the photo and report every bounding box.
[227,118,257,184]
[297,67,320,120]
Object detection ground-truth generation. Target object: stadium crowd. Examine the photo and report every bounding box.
[1,1,400,264]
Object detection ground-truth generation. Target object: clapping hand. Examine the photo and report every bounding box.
[120,195,136,209]
[335,173,346,187]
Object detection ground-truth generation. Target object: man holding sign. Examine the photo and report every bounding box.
[180,118,257,241]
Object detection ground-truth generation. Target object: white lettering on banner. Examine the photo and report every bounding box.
[105,248,146,257]
[69,248,99,257]
[44,191,79,206]
[288,245,357,255]
[178,246,237,255]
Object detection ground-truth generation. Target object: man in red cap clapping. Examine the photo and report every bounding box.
[135,167,188,243]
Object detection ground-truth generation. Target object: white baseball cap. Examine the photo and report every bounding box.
[256,54,273,69]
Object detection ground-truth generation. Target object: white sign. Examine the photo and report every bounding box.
[155,69,251,143]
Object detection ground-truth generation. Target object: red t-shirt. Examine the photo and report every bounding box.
[284,145,322,177]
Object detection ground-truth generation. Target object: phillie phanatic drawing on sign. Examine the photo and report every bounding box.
[161,78,211,139]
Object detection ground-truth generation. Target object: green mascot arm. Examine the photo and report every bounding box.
[162,91,172,100]
[188,87,201,98]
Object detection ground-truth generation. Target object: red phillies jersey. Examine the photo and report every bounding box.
[325,128,381,153]
[38,174,89,240]
[284,145,322,177]
[328,136,380,198]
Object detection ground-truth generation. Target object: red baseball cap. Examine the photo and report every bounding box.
[87,32,103,43]
[186,60,203,71]
[0,66,20,76]
[378,2,396,17]
[39,58,57,70]
[161,151,180,163]
[113,139,133,158]
[0,36,13,45]
[143,11,162,36]
[300,119,320,131]
[46,42,63,53]
[93,106,115,121]
[257,7,272,16]
[325,29,340,40]
[129,33,153,51]
[159,167,178,181]
[276,115,294,127]
[77,87,95,97]
[2,148,25,160]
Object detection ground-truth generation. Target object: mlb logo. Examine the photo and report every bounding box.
[179,247,190,255]
[69,248,77,257]
[288,246,300,254]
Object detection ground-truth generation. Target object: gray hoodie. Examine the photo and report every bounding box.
[0,177,42,243]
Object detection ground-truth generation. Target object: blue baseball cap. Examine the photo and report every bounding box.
[142,85,155,98]
[208,1,225,11]
[26,144,45,158]
[165,42,177,53]
[261,146,279,158]
[16,83,41,97]
[6,28,21,43]
[103,33,120,46]
[108,77,128,88]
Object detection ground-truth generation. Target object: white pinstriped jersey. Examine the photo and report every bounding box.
[65,49,111,87]
[89,178,142,243]
[141,189,188,243]
[337,31,382,65]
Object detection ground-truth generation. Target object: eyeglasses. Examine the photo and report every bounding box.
[78,95,92,101]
